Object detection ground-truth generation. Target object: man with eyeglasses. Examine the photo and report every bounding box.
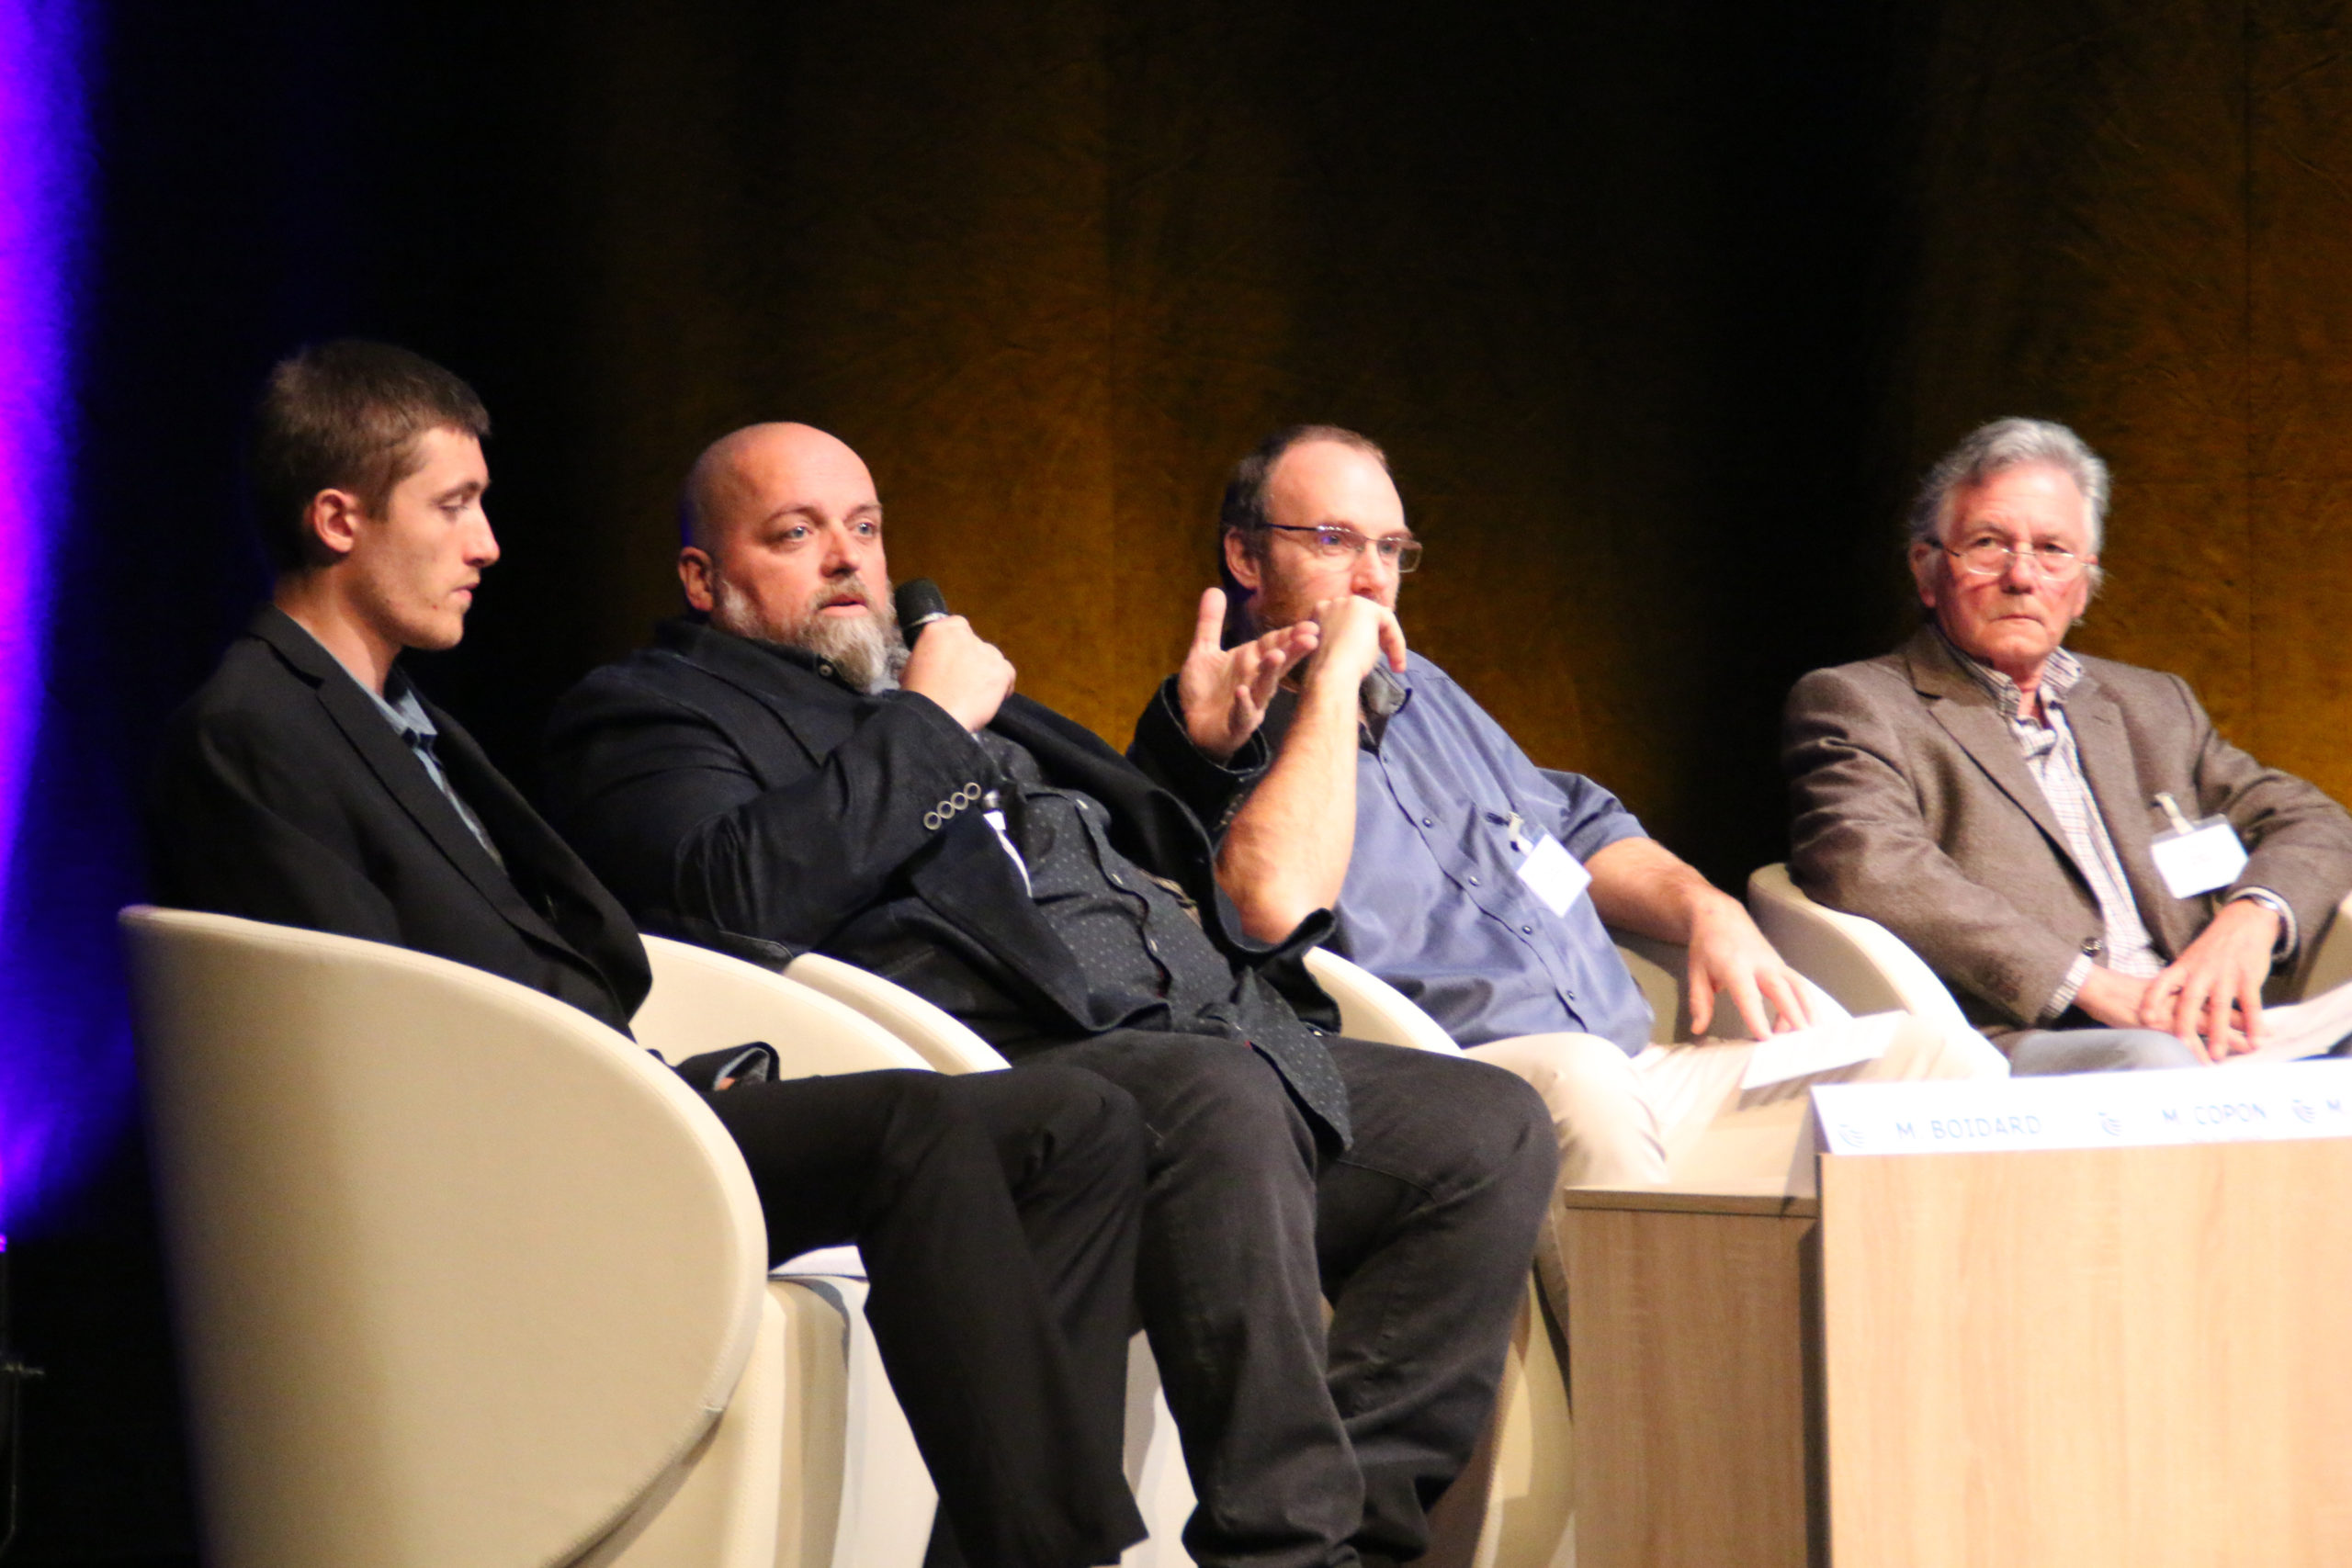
[1129,425,1994,1235]
[1784,417,2352,1070]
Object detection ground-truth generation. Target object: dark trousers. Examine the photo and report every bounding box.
[1031,1033,1557,1568]
[705,1065,1148,1568]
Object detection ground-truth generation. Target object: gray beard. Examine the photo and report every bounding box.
[711,575,910,693]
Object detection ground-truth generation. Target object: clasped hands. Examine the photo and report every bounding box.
[1178,588,1407,761]
[2074,897,2282,1062]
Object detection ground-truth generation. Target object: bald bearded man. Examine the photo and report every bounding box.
[541,423,1556,1568]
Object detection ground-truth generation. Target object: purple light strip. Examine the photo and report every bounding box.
[0,0,91,1229]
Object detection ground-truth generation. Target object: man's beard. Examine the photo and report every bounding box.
[1242,579,1320,639]
[711,573,910,692]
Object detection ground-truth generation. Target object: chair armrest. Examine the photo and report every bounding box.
[638,935,932,1077]
[2283,888,2352,1002]
[1606,923,1846,1043]
[1745,863,1972,1032]
[1302,948,1461,1054]
[781,953,1011,1074]
[1606,927,1702,1043]
[122,908,768,1568]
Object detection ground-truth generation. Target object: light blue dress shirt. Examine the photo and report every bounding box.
[1329,655,1654,1055]
[366,665,503,868]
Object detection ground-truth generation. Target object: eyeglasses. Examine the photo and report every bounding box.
[1942,536,2092,581]
[1255,523,1423,573]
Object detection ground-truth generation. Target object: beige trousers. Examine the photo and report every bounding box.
[1466,1016,2007,1314]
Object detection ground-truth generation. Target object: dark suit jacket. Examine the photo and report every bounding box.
[1783,625,2352,1040]
[149,605,650,1033]
[540,617,1343,1122]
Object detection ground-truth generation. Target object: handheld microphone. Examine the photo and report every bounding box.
[895,578,950,644]
[1361,661,1407,718]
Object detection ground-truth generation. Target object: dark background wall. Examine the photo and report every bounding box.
[18,0,2352,1560]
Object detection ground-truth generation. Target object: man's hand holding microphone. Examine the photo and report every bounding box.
[896,579,1016,733]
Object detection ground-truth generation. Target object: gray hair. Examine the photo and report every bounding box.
[1906,418,2110,559]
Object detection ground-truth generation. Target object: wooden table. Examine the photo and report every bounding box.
[1561,1139,2352,1567]
[1561,1183,1823,1568]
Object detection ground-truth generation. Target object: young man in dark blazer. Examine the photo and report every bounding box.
[149,341,1149,1568]
[540,421,1558,1568]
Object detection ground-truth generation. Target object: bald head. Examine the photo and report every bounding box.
[681,422,876,553]
[676,422,903,687]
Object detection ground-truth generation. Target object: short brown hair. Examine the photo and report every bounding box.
[1215,424,1389,637]
[1219,423,1388,542]
[249,340,490,571]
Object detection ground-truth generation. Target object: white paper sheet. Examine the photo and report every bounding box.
[2228,977,2352,1066]
[1740,1010,1905,1089]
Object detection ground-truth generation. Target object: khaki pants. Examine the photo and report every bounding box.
[1466,1016,2006,1316]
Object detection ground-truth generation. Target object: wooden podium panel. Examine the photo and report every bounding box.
[1561,1189,1822,1568]
[1820,1140,2352,1567]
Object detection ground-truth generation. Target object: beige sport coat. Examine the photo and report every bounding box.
[1782,626,2352,1043]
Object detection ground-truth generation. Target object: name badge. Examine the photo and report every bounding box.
[1515,832,1590,919]
[2149,792,2248,900]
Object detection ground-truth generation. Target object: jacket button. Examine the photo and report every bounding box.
[2082,937,2104,955]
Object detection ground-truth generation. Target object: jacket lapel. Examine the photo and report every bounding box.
[2065,671,2188,957]
[1905,626,2079,871]
[251,609,582,958]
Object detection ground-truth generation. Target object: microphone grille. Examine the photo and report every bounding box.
[894,578,949,637]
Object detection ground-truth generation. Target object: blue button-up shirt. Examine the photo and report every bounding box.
[1321,655,1654,1055]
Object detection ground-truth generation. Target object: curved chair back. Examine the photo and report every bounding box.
[781,952,1011,1073]
[1608,924,1847,1043]
[2284,889,2352,1002]
[635,940,1008,1568]
[1745,863,1973,1032]
[637,936,932,1074]
[770,946,1583,1568]
[1293,950,1577,1568]
[1302,948,1462,1054]
[121,908,771,1568]
[1606,926,1780,1043]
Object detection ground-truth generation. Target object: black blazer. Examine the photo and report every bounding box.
[149,606,650,1033]
[541,618,1341,1111]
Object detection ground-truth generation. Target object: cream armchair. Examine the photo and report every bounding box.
[1304,934,1860,1568]
[2291,889,2352,999]
[1743,863,1973,1031]
[119,907,833,1568]
[1301,949,1572,1568]
[634,938,1199,1568]
[631,937,960,1568]
[775,951,1007,1074]
[1750,861,2352,1040]
[1306,931,1765,1047]
[1301,946,1463,1055]
[731,945,1574,1568]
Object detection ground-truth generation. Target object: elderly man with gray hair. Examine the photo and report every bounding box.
[1784,417,2352,1070]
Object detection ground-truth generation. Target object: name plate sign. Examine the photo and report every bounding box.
[1812,1059,2352,1157]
